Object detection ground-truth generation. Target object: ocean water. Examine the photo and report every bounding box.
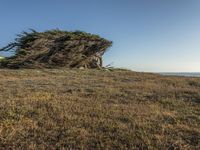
[160,73,200,77]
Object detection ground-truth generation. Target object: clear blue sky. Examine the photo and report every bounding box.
[0,0,200,72]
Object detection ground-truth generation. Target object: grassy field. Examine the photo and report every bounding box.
[0,69,199,149]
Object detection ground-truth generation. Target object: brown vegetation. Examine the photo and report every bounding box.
[0,69,199,149]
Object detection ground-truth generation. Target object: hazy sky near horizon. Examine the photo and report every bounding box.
[0,0,200,72]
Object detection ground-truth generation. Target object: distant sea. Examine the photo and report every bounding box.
[160,73,200,77]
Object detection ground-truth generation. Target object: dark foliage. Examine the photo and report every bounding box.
[0,29,112,69]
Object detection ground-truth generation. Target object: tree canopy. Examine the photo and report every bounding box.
[0,29,112,69]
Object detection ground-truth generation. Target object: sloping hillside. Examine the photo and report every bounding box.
[0,69,199,149]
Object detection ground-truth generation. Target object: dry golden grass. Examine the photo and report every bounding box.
[0,69,199,149]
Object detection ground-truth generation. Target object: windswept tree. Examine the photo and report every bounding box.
[0,29,112,69]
